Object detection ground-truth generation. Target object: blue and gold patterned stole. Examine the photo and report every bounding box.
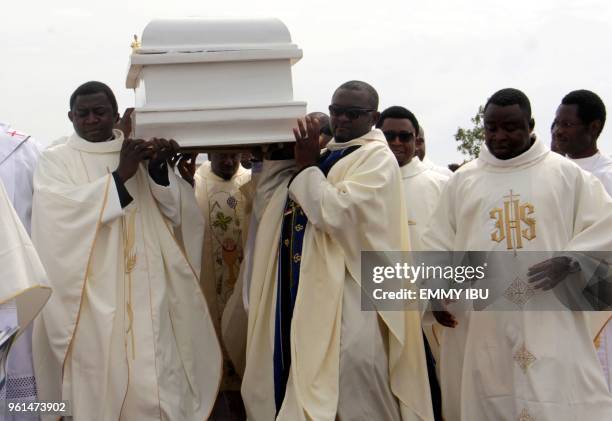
[273,146,360,412]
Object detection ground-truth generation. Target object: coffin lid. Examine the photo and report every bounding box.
[126,18,302,88]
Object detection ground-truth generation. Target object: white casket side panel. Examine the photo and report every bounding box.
[127,18,306,148]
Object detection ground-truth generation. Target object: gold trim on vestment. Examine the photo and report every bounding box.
[593,315,612,347]
[61,173,112,381]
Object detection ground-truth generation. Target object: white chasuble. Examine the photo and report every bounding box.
[422,156,453,178]
[0,180,50,400]
[0,128,40,233]
[31,131,221,421]
[194,161,250,390]
[400,159,448,252]
[571,151,612,391]
[423,137,612,421]
[399,159,448,368]
[242,130,434,421]
[0,127,45,411]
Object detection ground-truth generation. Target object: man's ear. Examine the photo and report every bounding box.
[68,110,74,123]
[529,118,535,133]
[589,120,603,141]
[372,111,381,127]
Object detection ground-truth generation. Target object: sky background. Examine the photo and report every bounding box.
[2,0,612,165]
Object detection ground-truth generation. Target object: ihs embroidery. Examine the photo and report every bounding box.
[490,190,536,250]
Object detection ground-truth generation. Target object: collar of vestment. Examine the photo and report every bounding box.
[400,158,428,178]
[478,135,548,170]
[570,151,612,172]
[66,129,124,153]
[422,156,436,168]
[324,128,386,151]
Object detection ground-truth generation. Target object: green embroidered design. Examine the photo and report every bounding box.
[212,212,233,231]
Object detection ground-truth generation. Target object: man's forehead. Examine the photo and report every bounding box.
[74,92,112,108]
[484,103,526,121]
[381,118,416,132]
[331,88,371,107]
[556,104,579,119]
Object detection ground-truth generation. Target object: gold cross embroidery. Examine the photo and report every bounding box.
[513,344,536,374]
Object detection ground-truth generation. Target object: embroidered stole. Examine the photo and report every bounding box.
[273,146,360,412]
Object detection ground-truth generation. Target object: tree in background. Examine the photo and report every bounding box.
[454,105,485,160]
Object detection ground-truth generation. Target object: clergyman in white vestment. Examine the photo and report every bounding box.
[242,81,434,421]
[0,123,44,413]
[194,153,250,418]
[377,106,448,420]
[31,81,221,421]
[423,88,612,421]
[552,89,612,390]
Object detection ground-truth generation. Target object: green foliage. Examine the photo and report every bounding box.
[454,105,485,159]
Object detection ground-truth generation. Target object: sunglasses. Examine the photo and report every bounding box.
[383,131,415,143]
[328,105,376,120]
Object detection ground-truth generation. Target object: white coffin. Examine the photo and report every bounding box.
[126,18,307,148]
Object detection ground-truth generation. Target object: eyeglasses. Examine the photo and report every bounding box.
[328,105,376,120]
[551,120,584,130]
[383,131,415,143]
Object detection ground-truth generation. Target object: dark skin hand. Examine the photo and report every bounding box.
[170,153,198,186]
[115,138,154,182]
[293,116,321,171]
[527,256,575,291]
[115,107,134,138]
[148,137,180,170]
[432,299,458,328]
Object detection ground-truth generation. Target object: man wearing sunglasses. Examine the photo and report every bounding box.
[377,105,446,420]
[242,81,433,420]
[377,106,448,251]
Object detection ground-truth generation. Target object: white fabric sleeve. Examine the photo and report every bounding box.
[148,166,181,227]
[101,178,125,225]
[287,166,328,230]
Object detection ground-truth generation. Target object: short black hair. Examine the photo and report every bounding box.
[561,89,606,135]
[335,80,379,110]
[376,105,420,134]
[307,112,330,127]
[308,112,331,136]
[70,81,118,114]
[484,88,531,120]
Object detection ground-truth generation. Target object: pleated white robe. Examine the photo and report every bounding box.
[242,130,434,421]
[399,159,448,367]
[570,151,612,391]
[423,138,612,420]
[32,131,221,421]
